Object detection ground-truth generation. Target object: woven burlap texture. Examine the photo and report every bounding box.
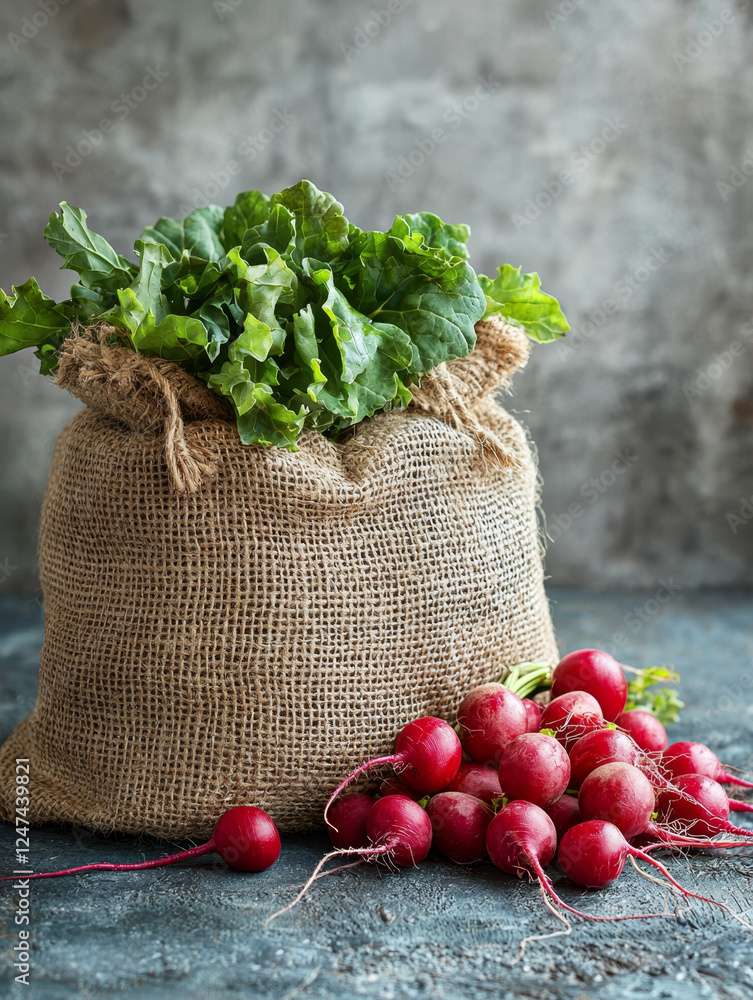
[0,317,558,839]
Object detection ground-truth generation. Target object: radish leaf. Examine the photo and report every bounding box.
[0,181,569,447]
[479,264,569,342]
[44,203,135,292]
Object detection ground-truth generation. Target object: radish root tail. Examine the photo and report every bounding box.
[0,843,214,881]
[323,755,397,829]
[265,844,390,926]
[629,849,753,929]
[530,859,670,924]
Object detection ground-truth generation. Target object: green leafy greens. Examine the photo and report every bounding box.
[625,665,684,726]
[480,264,570,343]
[0,180,569,448]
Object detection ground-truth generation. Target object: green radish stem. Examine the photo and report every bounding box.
[501,663,552,698]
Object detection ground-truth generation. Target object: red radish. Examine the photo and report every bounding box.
[546,795,582,842]
[457,684,528,765]
[443,761,502,804]
[540,691,604,751]
[558,820,742,918]
[552,649,628,722]
[267,795,432,924]
[522,697,543,733]
[426,792,493,864]
[617,709,667,752]
[569,729,642,789]
[662,741,753,790]
[486,801,667,923]
[578,761,752,851]
[379,775,423,800]
[559,820,626,888]
[579,762,655,839]
[656,774,753,839]
[0,807,280,881]
[366,794,433,867]
[486,800,557,878]
[327,793,374,850]
[324,716,461,826]
[498,733,571,809]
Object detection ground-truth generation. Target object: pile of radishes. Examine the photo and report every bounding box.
[277,648,753,926]
[6,647,752,937]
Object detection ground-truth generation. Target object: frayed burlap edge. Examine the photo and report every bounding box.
[54,316,530,492]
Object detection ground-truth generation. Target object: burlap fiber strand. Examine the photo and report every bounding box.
[0,317,558,839]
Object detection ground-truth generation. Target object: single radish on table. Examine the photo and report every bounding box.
[617,709,667,752]
[656,773,753,838]
[267,795,433,923]
[498,732,571,809]
[457,684,528,765]
[366,794,434,867]
[661,741,753,790]
[540,691,604,751]
[426,791,493,864]
[568,729,642,789]
[327,793,375,850]
[442,761,502,804]
[551,649,628,722]
[0,806,281,881]
[486,800,556,882]
[324,716,461,826]
[558,819,741,919]
[545,795,582,842]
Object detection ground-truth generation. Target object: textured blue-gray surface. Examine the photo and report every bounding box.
[0,590,752,1000]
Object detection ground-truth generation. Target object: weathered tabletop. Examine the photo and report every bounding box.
[1,590,752,1000]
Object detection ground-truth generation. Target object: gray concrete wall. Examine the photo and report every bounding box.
[1,0,752,592]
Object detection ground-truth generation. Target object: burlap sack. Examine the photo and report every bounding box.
[0,317,557,840]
